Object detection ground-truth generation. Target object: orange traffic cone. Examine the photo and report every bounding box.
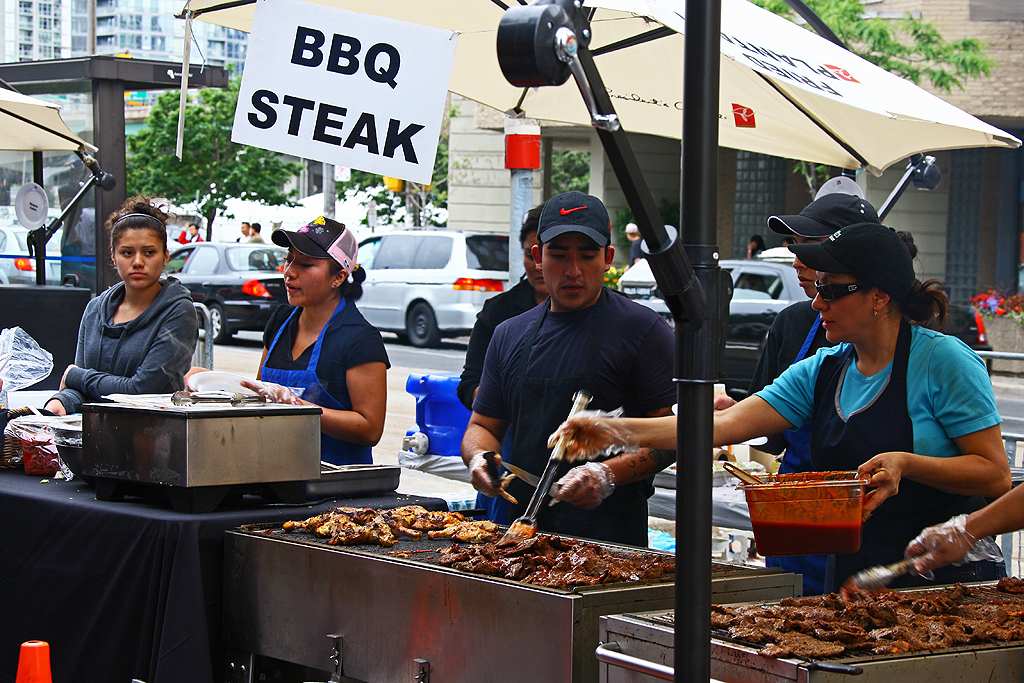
[15,641,51,683]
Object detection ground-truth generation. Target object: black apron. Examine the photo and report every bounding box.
[811,320,995,591]
[505,291,650,547]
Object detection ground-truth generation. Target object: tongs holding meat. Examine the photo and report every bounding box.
[497,390,592,546]
[840,557,915,599]
[483,450,518,505]
[171,390,267,407]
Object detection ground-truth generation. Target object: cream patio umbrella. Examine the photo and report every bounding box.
[180,0,1019,175]
[0,87,96,152]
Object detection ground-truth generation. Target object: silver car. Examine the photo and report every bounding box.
[0,224,63,285]
[618,257,803,397]
[356,230,509,347]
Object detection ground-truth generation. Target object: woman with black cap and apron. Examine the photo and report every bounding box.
[187,217,389,465]
[554,222,1010,591]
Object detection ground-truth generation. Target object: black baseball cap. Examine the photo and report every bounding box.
[537,191,611,247]
[768,193,879,238]
[789,223,915,303]
[272,216,358,271]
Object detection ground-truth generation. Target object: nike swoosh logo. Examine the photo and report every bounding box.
[560,206,587,215]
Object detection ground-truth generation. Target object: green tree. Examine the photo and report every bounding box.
[127,77,302,237]
[550,150,590,194]
[754,0,995,196]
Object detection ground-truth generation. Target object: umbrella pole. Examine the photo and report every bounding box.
[675,0,722,681]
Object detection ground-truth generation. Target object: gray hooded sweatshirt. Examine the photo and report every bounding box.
[49,277,198,413]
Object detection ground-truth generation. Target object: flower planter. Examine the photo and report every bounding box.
[985,315,1024,376]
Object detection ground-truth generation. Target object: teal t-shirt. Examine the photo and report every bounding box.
[756,324,1000,458]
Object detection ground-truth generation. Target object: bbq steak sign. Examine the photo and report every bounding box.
[232,0,457,184]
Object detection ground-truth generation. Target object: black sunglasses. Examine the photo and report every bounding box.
[814,280,862,302]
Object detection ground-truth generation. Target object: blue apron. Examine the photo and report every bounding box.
[260,299,372,465]
[766,316,827,594]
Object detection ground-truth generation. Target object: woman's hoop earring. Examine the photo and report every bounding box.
[873,309,878,317]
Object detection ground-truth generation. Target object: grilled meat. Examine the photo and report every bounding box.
[436,534,674,588]
[715,583,1024,660]
[427,520,499,543]
[280,506,494,548]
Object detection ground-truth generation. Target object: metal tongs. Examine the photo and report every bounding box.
[841,557,916,598]
[497,390,592,546]
[171,390,267,407]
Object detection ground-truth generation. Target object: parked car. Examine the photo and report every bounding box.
[0,224,63,285]
[618,257,992,398]
[356,230,509,347]
[165,242,289,343]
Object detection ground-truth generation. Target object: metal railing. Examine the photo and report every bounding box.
[191,303,214,370]
[976,351,1024,362]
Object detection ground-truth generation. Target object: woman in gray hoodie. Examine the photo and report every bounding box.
[45,197,198,415]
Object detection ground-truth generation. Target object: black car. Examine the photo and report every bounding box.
[165,242,289,343]
[618,258,992,398]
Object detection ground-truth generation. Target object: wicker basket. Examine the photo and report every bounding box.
[2,407,32,468]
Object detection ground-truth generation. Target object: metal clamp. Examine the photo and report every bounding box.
[171,390,267,407]
[554,27,620,131]
[414,658,430,682]
[327,634,344,682]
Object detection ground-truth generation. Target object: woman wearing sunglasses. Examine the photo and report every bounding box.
[555,222,1009,591]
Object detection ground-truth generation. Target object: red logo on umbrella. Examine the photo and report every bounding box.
[732,104,756,128]
[825,64,859,83]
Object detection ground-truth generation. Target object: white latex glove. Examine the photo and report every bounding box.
[240,379,302,405]
[468,452,501,498]
[555,461,615,510]
[906,514,1002,575]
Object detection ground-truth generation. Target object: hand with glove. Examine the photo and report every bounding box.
[547,408,630,462]
[906,513,1004,575]
[468,451,503,498]
[240,379,303,405]
[555,461,615,510]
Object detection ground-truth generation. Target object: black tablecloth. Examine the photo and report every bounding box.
[0,470,444,683]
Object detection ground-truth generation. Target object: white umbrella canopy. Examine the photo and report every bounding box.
[184,0,1019,175]
[0,87,96,153]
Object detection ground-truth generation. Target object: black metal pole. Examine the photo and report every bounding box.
[676,0,722,681]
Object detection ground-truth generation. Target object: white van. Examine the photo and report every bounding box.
[357,230,509,347]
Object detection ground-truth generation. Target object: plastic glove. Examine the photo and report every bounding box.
[468,452,502,498]
[555,461,615,510]
[239,379,303,405]
[547,408,629,462]
[907,514,1004,575]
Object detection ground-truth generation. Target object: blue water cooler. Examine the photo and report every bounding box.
[404,373,471,457]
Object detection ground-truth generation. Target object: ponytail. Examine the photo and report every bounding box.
[338,264,365,302]
[899,279,948,331]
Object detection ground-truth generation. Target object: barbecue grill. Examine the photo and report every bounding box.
[598,584,1024,682]
[222,525,801,683]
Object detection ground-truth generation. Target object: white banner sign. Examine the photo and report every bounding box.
[232,0,457,184]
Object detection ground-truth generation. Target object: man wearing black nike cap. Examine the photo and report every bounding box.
[461,191,675,546]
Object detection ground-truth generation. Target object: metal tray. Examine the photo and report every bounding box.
[304,464,400,500]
